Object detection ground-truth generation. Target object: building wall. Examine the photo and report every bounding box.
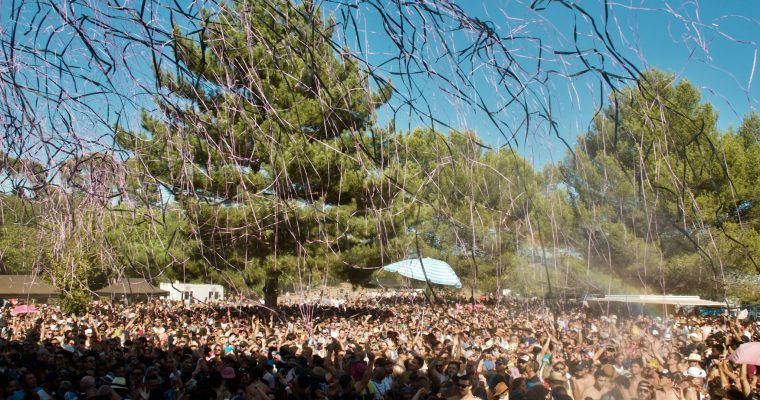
[159,282,224,303]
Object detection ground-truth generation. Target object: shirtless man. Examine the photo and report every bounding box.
[571,362,595,400]
[627,360,644,399]
[655,370,679,400]
[581,368,614,400]
[452,375,485,400]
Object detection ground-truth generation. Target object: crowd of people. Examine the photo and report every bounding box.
[0,294,757,400]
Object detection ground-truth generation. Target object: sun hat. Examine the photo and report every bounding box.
[493,382,509,397]
[686,353,702,362]
[685,367,706,379]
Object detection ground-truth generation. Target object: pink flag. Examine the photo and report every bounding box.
[727,342,760,365]
[11,304,38,316]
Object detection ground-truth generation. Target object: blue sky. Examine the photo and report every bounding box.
[2,0,758,170]
[331,0,760,167]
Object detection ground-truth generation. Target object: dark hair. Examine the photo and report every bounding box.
[526,386,550,400]
[312,355,324,367]
[207,371,222,389]
[249,366,264,381]
[614,375,630,389]
[456,375,473,386]
[339,374,352,389]
[594,369,610,379]
[551,387,568,397]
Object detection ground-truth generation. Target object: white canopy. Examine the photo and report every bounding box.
[382,257,462,288]
[587,295,726,307]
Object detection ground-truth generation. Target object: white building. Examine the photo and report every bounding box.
[159,282,224,304]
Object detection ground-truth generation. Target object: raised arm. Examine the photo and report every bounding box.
[739,363,751,398]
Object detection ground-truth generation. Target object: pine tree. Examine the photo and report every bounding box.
[116,0,395,305]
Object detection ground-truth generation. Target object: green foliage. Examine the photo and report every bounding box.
[0,222,45,274]
[48,242,107,295]
[560,69,760,301]
[103,208,204,282]
[115,0,399,304]
[4,36,760,308]
[0,196,49,274]
[60,288,90,315]
[383,128,543,294]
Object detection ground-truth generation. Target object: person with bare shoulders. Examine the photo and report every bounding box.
[580,367,614,400]
[452,375,485,400]
[627,360,644,399]
[655,370,679,400]
[571,362,595,400]
[636,381,656,400]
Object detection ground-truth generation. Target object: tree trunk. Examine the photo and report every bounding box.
[263,271,280,307]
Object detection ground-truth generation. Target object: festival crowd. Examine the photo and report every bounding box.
[0,294,757,400]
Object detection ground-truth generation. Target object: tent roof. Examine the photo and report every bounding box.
[0,275,58,298]
[383,257,462,288]
[587,295,726,307]
[96,278,169,296]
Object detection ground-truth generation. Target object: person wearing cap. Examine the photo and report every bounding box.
[486,358,509,393]
[546,371,568,391]
[655,370,678,400]
[523,361,541,390]
[682,367,708,400]
[684,354,701,372]
[517,355,531,372]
